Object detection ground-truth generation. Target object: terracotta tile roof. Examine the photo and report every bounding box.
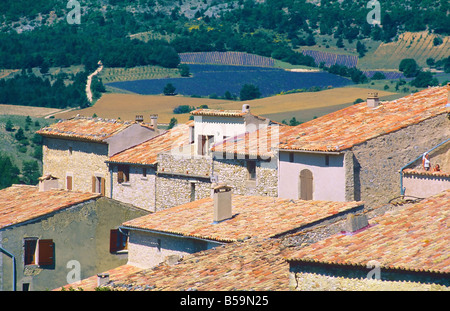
[108,121,193,165]
[402,168,450,178]
[55,265,143,291]
[61,238,293,291]
[122,195,363,243]
[0,185,101,230]
[279,85,450,152]
[36,115,147,142]
[287,190,450,274]
[191,109,247,117]
[211,125,291,158]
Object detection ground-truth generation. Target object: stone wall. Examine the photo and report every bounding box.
[214,157,278,197]
[289,270,449,291]
[0,197,148,291]
[42,137,110,196]
[155,174,211,210]
[351,113,450,208]
[110,165,156,212]
[127,230,222,269]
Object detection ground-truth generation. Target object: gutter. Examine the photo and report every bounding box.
[0,246,16,291]
[400,138,450,196]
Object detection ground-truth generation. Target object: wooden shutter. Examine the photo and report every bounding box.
[38,239,54,266]
[117,167,124,183]
[300,169,313,200]
[110,229,119,253]
[66,176,72,190]
[101,177,106,196]
[92,176,97,192]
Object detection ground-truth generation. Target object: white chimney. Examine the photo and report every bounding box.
[367,92,380,108]
[213,183,233,223]
[38,175,59,191]
[135,115,144,123]
[242,104,250,113]
[150,114,158,129]
[97,273,110,287]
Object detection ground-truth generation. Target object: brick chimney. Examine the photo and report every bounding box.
[367,92,379,108]
[212,183,233,223]
[135,115,144,123]
[150,114,158,129]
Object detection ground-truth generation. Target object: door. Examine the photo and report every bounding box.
[299,169,313,200]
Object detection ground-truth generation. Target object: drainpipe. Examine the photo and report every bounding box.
[400,138,450,196]
[0,246,17,291]
[109,164,113,199]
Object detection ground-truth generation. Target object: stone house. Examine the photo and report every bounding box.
[119,184,363,269]
[36,115,163,197]
[287,189,450,290]
[277,85,450,208]
[106,106,283,211]
[401,139,450,198]
[0,181,148,291]
[106,121,193,212]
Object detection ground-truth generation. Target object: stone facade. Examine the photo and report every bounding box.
[289,270,449,291]
[110,164,156,212]
[351,113,450,208]
[214,157,278,197]
[42,137,110,195]
[127,230,221,269]
[0,197,148,291]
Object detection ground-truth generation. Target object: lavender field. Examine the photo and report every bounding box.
[107,64,353,98]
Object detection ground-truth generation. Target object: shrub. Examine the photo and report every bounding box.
[173,105,195,114]
[240,84,261,101]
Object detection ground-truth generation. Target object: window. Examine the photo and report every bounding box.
[24,238,54,266]
[289,152,294,163]
[142,167,147,178]
[92,176,105,195]
[22,283,30,291]
[157,239,161,253]
[190,182,196,202]
[68,147,73,155]
[247,161,256,180]
[110,229,128,253]
[325,155,330,166]
[117,165,130,184]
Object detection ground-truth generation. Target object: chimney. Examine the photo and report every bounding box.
[135,115,144,123]
[38,175,59,191]
[212,183,233,223]
[367,92,379,108]
[97,273,110,287]
[150,114,158,129]
[343,214,369,233]
[242,104,250,113]
[446,83,450,109]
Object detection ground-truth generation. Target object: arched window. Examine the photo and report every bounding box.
[299,169,313,200]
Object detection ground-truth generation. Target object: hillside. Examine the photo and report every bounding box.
[53,87,395,124]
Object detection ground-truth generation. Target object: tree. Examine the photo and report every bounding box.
[371,72,386,80]
[399,59,420,77]
[5,119,14,132]
[356,41,367,57]
[289,117,301,126]
[0,154,20,189]
[179,64,190,77]
[163,83,176,96]
[14,128,26,141]
[168,117,178,129]
[410,71,439,88]
[21,160,41,185]
[240,84,261,101]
